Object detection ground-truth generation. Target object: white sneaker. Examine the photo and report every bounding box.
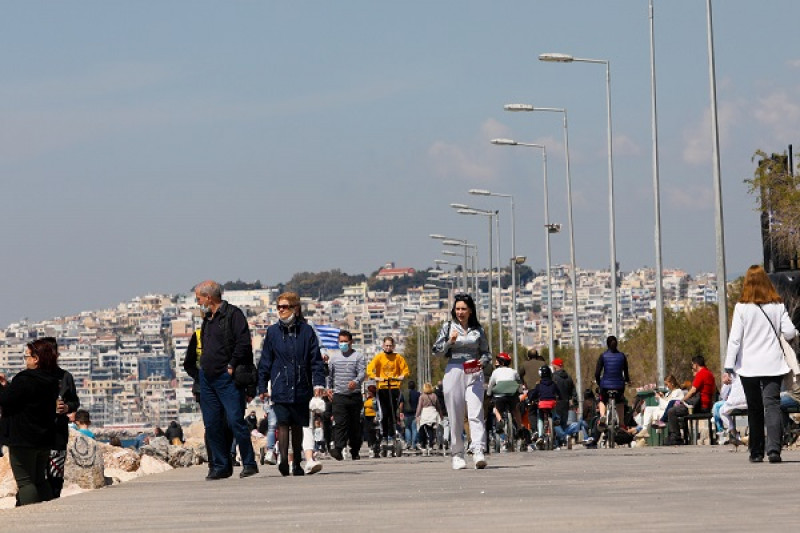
[264,450,277,466]
[473,451,487,469]
[304,459,322,475]
[451,456,467,470]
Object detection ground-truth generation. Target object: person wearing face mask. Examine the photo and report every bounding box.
[258,292,326,477]
[367,336,409,451]
[432,293,491,470]
[327,330,367,460]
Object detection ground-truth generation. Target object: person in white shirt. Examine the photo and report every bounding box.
[725,265,798,464]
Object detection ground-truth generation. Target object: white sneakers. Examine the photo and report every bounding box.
[451,456,467,470]
[473,451,487,469]
[304,459,322,475]
[264,449,277,466]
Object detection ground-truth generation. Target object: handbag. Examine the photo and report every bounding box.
[758,305,800,385]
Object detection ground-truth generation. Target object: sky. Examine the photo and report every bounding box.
[2,1,799,327]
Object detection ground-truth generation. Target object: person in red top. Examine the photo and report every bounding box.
[666,355,717,445]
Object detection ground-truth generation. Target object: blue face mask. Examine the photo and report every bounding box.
[339,342,350,353]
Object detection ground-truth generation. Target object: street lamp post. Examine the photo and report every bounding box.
[470,188,519,370]
[453,205,497,353]
[430,234,469,291]
[504,103,582,402]
[706,0,729,372]
[539,52,618,339]
[490,139,556,361]
[649,0,666,385]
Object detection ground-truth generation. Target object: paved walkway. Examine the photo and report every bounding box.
[1,446,795,532]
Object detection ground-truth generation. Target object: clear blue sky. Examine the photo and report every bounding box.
[2,1,799,326]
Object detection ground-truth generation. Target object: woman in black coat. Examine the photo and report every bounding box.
[0,339,61,505]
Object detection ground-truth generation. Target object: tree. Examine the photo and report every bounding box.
[745,150,800,270]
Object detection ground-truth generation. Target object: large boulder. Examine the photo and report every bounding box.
[0,454,16,498]
[184,421,205,440]
[65,431,106,489]
[167,446,196,468]
[103,446,141,472]
[139,436,170,462]
[138,454,173,475]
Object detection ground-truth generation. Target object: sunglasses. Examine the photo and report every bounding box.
[276,304,292,310]
[454,293,471,301]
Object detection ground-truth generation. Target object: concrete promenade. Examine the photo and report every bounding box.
[1,446,796,532]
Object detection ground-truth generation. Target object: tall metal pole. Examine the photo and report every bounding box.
[562,111,582,404]
[707,0,728,371]
[604,60,618,338]
[540,147,556,362]
[649,0,666,386]
[487,214,494,352]
[509,196,519,370]
[495,212,504,351]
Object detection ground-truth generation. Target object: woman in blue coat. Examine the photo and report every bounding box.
[258,292,326,476]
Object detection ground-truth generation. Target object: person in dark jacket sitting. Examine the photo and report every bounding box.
[595,336,630,429]
[258,291,326,477]
[0,339,61,505]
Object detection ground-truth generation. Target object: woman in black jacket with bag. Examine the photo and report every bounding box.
[0,339,61,505]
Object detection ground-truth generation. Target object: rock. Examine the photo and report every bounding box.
[65,432,106,490]
[139,436,170,462]
[103,447,141,472]
[167,446,196,468]
[184,438,208,463]
[0,454,17,498]
[184,421,205,440]
[104,467,144,484]
[138,454,173,475]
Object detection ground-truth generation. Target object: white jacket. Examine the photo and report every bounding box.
[724,302,797,377]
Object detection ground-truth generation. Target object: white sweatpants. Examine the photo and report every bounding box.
[443,362,486,456]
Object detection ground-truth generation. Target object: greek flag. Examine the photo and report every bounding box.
[314,324,341,350]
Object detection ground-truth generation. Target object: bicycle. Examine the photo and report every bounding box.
[603,390,620,449]
[537,399,556,451]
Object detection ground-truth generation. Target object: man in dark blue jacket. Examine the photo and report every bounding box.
[195,280,258,480]
[257,292,326,477]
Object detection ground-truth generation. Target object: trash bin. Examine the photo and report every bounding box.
[636,390,663,446]
[636,390,657,407]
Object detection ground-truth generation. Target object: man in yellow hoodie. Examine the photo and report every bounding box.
[367,337,409,447]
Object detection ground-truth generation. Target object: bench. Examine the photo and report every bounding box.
[678,412,716,445]
[728,405,800,446]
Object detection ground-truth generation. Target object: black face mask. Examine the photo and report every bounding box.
[384,348,394,354]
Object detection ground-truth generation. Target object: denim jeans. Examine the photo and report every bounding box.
[404,415,418,447]
[780,392,800,427]
[199,369,256,472]
[712,400,725,433]
[266,407,277,449]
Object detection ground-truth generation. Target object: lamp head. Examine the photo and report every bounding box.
[450,203,469,209]
[491,138,518,146]
[468,189,491,196]
[539,53,574,63]
[429,234,447,240]
[504,104,534,112]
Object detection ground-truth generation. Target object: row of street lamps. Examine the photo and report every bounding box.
[430,0,728,393]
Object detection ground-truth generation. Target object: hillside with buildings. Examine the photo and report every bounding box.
[0,264,718,428]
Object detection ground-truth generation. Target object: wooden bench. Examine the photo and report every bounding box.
[728,405,800,445]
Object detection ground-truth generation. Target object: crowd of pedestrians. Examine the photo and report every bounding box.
[3,269,799,506]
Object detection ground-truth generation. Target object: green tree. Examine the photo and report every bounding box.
[745,150,800,266]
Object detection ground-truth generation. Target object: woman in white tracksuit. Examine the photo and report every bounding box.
[432,293,491,470]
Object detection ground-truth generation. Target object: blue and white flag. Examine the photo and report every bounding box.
[313,324,341,350]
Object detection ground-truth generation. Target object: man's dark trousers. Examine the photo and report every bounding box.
[199,369,256,473]
[333,393,363,453]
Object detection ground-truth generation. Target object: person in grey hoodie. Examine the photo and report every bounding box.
[328,330,366,460]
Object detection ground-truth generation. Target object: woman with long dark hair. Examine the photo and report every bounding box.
[432,293,491,470]
[0,339,61,505]
[725,265,798,463]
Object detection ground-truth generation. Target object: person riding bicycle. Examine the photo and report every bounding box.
[594,335,630,432]
[487,352,523,439]
[527,365,562,448]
